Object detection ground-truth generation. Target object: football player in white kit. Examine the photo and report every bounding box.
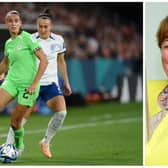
[6,9,72,158]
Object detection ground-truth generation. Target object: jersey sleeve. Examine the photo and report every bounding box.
[58,36,66,54]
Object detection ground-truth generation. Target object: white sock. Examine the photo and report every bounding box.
[42,111,67,144]
[6,118,27,144]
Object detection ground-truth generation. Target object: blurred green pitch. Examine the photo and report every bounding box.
[0,102,142,165]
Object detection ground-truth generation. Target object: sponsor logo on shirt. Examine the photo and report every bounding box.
[16,44,22,50]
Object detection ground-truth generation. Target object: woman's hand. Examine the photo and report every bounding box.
[27,83,37,94]
[64,83,72,96]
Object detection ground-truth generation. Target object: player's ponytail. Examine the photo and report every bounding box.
[38,8,53,21]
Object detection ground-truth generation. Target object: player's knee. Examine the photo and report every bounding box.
[0,107,4,112]
[0,103,5,112]
[60,110,67,116]
[55,110,67,118]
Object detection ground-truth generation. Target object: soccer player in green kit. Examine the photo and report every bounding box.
[0,10,48,157]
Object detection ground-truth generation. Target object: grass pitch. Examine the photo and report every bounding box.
[0,102,142,165]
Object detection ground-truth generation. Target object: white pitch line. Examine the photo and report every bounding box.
[0,117,141,139]
[0,127,6,131]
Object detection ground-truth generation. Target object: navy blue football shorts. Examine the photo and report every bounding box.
[38,83,63,103]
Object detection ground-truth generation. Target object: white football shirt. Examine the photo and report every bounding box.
[32,32,66,86]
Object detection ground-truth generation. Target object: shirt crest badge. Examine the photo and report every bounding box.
[50,44,60,52]
[51,44,56,51]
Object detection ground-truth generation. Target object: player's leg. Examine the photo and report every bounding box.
[0,81,18,143]
[40,84,66,158]
[11,103,31,150]
[44,96,66,143]
[40,96,66,158]
[6,86,39,151]
[10,85,40,156]
[0,88,13,146]
[0,88,13,111]
[6,106,33,144]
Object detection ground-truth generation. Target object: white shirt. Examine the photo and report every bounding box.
[32,32,66,86]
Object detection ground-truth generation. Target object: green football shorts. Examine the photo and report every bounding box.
[0,79,40,107]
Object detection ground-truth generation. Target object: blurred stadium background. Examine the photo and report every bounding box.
[0,2,143,165]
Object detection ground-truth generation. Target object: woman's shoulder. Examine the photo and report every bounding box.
[50,32,64,42]
[21,31,32,38]
[5,38,12,46]
[21,31,36,44]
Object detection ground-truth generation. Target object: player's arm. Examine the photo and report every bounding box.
[27,48,48,93]
[0,57,9,75]
[57,52,72,96]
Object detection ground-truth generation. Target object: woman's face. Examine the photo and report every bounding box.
[161,39,168,60]
[37,18,52,39]
[5,14,22,35]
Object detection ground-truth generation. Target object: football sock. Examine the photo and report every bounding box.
[13,127,24,149]
[42,110,67,144]
[21,118,27,126]
[6,127,14,144]
[6,118,27,144]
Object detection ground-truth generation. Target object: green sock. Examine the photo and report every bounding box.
[14,127,24,149]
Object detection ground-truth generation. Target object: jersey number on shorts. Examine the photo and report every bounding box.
[23,89,32,99]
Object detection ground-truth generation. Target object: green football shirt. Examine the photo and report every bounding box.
[4,31,40,86]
